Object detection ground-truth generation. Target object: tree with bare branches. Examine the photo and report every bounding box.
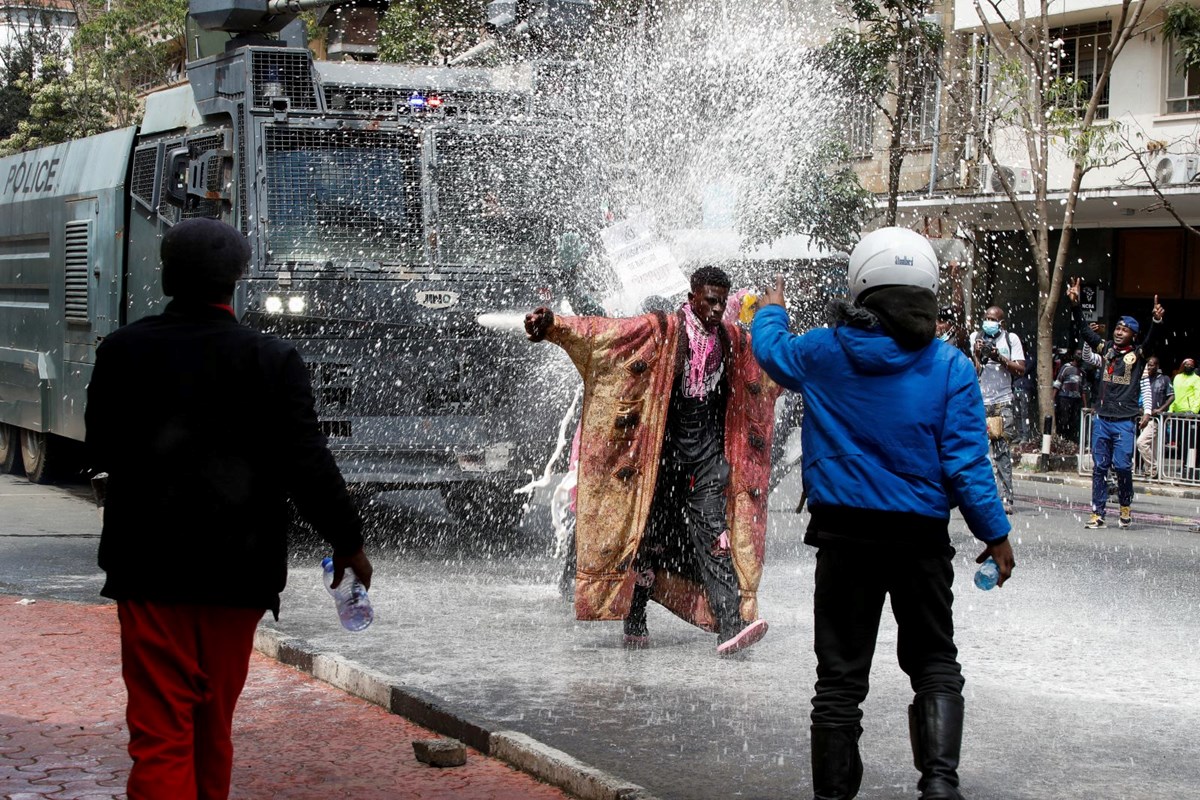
[967,0,1149,439]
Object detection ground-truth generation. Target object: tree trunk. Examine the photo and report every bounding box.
[886,36,915,227]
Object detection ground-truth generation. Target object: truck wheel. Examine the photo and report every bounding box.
[0,424,21,475]
[441,483,527,532]
[20,429,54,484]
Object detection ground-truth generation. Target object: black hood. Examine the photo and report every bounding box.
[828,286,938,351]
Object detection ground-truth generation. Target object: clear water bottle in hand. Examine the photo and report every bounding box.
[322,557,373,631]
[974,557,1000,591]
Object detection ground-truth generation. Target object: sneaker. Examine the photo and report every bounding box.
[717,618,768,656]
[1085,513,1106,529]
[1003,501,1014,516]
[1119,506,1132,529]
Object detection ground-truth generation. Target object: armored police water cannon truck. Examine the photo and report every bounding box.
[0,0,595,536]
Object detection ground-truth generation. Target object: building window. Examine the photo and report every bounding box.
[902,50,940,147]
[846,100,874,158]
[1050,22,1111,119]
[1166,37,1200,113]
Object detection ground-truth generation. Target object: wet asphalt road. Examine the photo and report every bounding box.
[3,471,1199,799]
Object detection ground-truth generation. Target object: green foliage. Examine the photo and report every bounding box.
[0,0,186,154]
[73,0,187,97]
[822,29,892,98]
[825,0,944,98]
[1163,2,1200,73]
[378,0,482,65]
[739,140,872,255]
[0,7,69,141]
[379,4,439,63]
[0,55,135,155]
[800,158,873,254]
[823,0,944,224]
[300,11,322,44]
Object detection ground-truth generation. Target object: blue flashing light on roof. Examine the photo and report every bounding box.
[408,93,427,109]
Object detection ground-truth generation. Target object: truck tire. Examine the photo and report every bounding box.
[0,424,22,475]
[441,482,527,532]
[20,429,54,484]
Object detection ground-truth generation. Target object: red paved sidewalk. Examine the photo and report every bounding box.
[0,596,572,799]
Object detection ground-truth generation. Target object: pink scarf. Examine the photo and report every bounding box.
[681,302,723,399]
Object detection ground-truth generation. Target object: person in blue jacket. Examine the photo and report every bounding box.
[750,227,1015,800]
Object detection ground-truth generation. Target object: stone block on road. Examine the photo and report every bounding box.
[412,737,467,768]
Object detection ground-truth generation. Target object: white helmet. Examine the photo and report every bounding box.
[847,227,939,302]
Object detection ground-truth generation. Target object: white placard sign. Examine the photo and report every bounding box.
[599,218,689,315]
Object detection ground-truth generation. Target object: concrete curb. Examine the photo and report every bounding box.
[1016,470,1200,500]
[252,627,659,800]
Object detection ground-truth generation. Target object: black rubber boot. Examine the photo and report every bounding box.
[622,583,652,646]
[810,724,863,800]
[908,693,966,800]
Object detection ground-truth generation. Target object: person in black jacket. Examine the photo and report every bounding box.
[1066,277,1165,529]
[86,217,371,800]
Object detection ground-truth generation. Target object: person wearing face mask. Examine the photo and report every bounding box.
[1169,358,1200,414]
[935,305,969,354]
[969,306,1025,515]
[1066,278,1165,529]
[935,261,969,355]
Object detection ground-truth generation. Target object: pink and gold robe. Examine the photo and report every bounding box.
[544,310,781,630]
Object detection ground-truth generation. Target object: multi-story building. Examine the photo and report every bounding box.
[0,0,75,54]
[855,0,1200,368]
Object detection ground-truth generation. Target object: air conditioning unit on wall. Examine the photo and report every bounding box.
[1153,154,1200,186]
[979,163,1034,194]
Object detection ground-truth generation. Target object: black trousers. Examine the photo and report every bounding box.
[811,543,964,728]
[1055,395,1082,443]
[633,452,742,637]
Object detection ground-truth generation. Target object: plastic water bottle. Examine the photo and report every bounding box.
[974,557,1000,591]
[322,557,373,631]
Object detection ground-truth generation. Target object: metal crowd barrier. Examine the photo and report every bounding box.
[1077,409,1200,486]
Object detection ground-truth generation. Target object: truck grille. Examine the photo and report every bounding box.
[310,361,353,413]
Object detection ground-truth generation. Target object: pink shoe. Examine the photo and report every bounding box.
[716,618,768,656]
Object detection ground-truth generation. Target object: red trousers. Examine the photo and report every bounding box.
[117,600,264,800]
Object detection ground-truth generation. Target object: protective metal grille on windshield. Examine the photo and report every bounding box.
[156,138,182,225]
[263,126,422,270]
[131,145,159,212]
[532,61,587,118]
[251,50,318,110]
[435,129,571,274]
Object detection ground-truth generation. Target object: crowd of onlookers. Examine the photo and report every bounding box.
[936,307,1200,449]
[932,292,1200,496]
[1051,347,1200,419]
[1051,344,1200,476]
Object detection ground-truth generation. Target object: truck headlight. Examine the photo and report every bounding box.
[263,295,307,314]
